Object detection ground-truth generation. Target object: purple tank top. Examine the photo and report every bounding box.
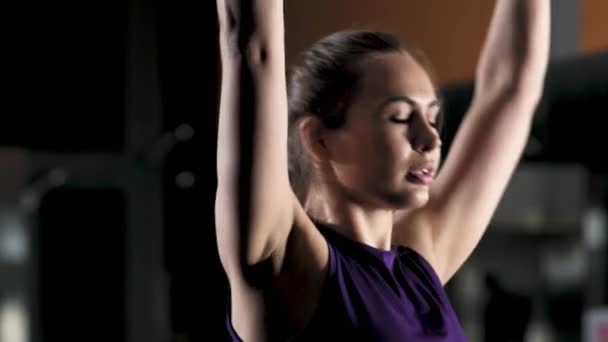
[226,223,468,341]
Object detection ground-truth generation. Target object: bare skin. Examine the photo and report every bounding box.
[296,51,442,258]
[215,1,550,341]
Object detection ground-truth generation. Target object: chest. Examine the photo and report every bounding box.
[306,255,468,341]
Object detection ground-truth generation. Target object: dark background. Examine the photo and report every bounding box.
[1,0,607,341]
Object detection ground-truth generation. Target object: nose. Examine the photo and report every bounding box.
[409,116,442,153]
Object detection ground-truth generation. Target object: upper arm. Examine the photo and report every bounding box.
[215,1,328,286]
[215,0,294,273]
[426,91,536,283]
[394,89,538,285]
[394,0,550,285]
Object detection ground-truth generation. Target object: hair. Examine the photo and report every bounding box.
[287,30,444,208]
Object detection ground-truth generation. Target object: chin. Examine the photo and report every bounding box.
[408,190,430,209]
[382,188,429,210]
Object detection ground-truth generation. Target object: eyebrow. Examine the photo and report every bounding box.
[377,96,440,112]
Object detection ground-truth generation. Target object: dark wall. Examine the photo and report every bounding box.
[6,0,127,152]
[38,188,127,342]
[156,0,226,340]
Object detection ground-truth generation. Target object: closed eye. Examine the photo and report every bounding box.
[428,107,441,128]
[390,115,439,129]
[390,116,411,124]
[388,108,413,123]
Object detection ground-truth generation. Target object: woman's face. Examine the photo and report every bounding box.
[323,52,442,210]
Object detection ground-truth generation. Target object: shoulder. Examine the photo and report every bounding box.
[277,206,329,277]
[396,246,444,288]
[393,209,446,283]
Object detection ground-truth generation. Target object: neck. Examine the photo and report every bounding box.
[305,186,395,251]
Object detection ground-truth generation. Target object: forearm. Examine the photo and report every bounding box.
[474,0,550,100]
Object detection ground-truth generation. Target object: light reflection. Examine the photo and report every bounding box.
[0,211,28,264]
[0,297,27,342]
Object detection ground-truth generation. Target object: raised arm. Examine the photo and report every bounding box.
[215,0,295,275]
[395,0,550,284]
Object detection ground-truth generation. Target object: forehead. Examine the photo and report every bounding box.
[353,52,436,105]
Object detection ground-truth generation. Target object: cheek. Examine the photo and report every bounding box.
[335,124,411,180]
[363,128,411,178]
[374,128,411,163]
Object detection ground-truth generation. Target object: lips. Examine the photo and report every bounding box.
[406,164,435,185]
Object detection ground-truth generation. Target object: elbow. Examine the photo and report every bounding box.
[512,75,545,108]
[507,62,547,108]
[219,30,274,69]
[217,0,256,37]
[475,60,546,107]
[217,3,278,68]
[476,46,549,104]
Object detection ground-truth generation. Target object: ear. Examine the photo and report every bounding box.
[298,116,330,165]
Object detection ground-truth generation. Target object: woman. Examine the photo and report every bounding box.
[215,0,550,341]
